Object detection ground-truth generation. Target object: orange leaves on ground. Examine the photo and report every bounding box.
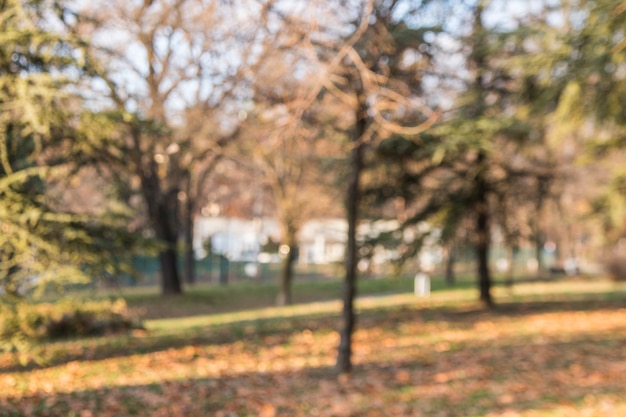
[2,305,626,416]
[258,403,277,417]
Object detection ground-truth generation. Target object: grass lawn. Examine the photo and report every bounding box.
[2,276,626,416]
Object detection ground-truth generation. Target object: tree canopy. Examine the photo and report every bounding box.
[0,0,134,298]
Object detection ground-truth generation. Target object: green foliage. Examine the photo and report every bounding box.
[591,168,626,244]
[0,0,77,294]
[0,0,141,296]
[555,1,626,239]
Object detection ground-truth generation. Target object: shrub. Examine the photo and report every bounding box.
[0,298,142,346]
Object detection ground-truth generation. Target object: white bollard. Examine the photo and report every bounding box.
[414,272,430,297]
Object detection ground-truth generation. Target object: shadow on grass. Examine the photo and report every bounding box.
[3,329,626,417]
[0,313,331,374]
[2,287,625,376]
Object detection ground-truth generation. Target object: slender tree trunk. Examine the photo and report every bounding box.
[183,197,196,285]
[533,178,548,277]
[534,230,544,277]
[276,242,297,306]
[184,233,195,285]
[276,218,298,305]
[476,152,492,308]
[444,243,456,286]
[476,216,491,306]
[468,3,492,308]
[337,86,367,375]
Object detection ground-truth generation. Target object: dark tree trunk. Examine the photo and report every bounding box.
[154,202,182,295]
[153,194,183,295]
[444,243,456,286]
[184,233,195,285]
[183,197,196,285]
[142,163,183,296]
[276,218,298,305]
[337,86,367,375]
[533,177,549,277]
[276,241,297,306]
[534,231,544,276]
[159,243,181,295]
[476,216,491,307]
[475,152,492,308]
[468,4,493,308]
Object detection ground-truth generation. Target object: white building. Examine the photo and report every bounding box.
[298,218,347,264]
[193,217,280,261]
[194,216,350,264]
[193,216,419,266]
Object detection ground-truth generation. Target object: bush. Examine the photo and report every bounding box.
[0,299,142,345]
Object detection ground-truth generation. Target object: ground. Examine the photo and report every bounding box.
[1,279,626,416]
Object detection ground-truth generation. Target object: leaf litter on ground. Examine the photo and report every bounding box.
[2,298,626,416]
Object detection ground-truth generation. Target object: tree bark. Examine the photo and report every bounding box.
[159,243,181,295]
[184,231,195,285]
[337,86,367,375]
[468,3,493,308]
[183,196,196,285]
[141,161,183,296]
[475,152,492,308]
[533,177,549,277]
[275,214,299,305]
[444,243,456,286]
[534,231,544,276]
[154,200,182,295]
[276,242,297,306]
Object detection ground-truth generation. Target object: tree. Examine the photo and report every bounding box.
[0,0,134,298]
[551,0,626,246]
[421,0,576,305]
[74,0,271,294]
[314,0,440,374]
[364,0,593,306]
[238,10,348,305]
[241,108,343,305]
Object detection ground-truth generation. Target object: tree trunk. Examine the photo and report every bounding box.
[475,153,492,308]
[275,216,299,305]
[183,197,196,285]
[155,203,182,295]
[534,230,544,277]
[184,234,195,285]
[533,177,549,277]
[337,86,367,375]
[159,243,181,295]
[469,4,492,308]
[276,242,296,306]
[444,243,456,286]
[143,170,183,295]
[153,203,182,295]
[476,213,492,307]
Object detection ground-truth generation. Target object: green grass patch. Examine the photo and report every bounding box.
[91,274,478,320]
